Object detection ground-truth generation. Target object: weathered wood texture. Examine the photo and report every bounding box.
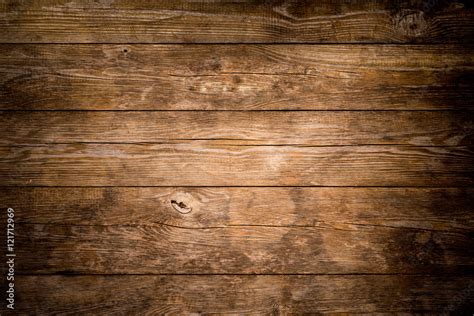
[1,144,473,186]
[5,222,472,274]
[1,187,471,274]
[1,111,473,146]
[0,1,473,43]
[1,187,472,232]
[1,1,473,314]
[10,275,474,314]
[1,44,473,110]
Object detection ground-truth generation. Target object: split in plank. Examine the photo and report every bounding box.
[6,221,472,274]
[1,144,473,186]
[1,187,472,232]
[1,44,473,110]
[1,111,473,146]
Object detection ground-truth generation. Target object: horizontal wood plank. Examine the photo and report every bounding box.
[5,221,472,274]
[1,144,473,186]
[1,111,473,146]
[2,1,473,313]
[1,187,472,232]
[0,1,473,43]
[1,44,473,110]
[10,275,474,314]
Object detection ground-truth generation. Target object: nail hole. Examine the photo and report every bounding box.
[171,200,192,214]
[123,48,128,53]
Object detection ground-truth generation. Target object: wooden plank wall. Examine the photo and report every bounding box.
[0,0,473,314]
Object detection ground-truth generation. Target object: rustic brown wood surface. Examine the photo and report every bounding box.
[0,0,473,43]
[2,187,472,275]
[1,1,473,314]
[1,144,473,186]
[8,220,472,274]
[1,111,473,146]
[1,44,473,110]
[9,275,474,314]
[1,187,472,231]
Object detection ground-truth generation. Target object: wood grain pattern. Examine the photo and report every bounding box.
[1,187,472,232]
[10,275,474,314]
[0,1,473,43]
[7,221,472,274]
[1,111,473,146]
[1,44,473,110]
[1,144,473,186]
[2,1,473,314]
[1,186,471,275]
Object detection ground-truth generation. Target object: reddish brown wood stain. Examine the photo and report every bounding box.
[0,0,473,314]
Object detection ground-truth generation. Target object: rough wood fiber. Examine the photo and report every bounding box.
[1,44,473,110]
[1,111,473,146]
[1,1,473,314]
[11,275,474,314]
[1,144,473,186]
[0,0,473,43]
[1,187,472,232]
[7,222,473,274]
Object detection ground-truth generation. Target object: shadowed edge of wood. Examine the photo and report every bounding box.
[10,275,474,314]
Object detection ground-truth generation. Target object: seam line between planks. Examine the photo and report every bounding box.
[2,109,474,112]
[2,185,474,188]
[1,143,471,147]
[16,272,474,276]
[1,42,474,45]
[16,222,472,235]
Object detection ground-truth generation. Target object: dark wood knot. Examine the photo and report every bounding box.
[392,10,428,37]
[171,200,192,214]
